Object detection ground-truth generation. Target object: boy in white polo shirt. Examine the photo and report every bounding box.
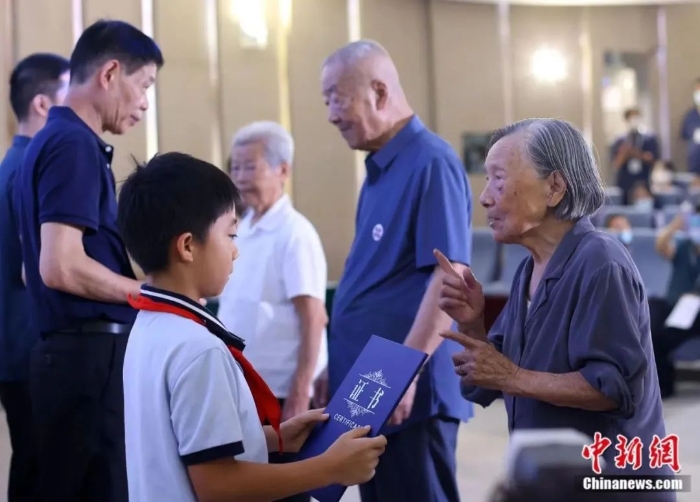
[117,152,387,502]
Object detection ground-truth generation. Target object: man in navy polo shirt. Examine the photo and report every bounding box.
[0,52,69,502]
[14,20,163,502]
[315,40,473,502]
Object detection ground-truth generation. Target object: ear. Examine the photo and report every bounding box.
[30,94,53,118]
[174,232,196,264]
[98,60,121,89]
[370,79,389,110]
[277,161,291,181]
[547,171,567,207]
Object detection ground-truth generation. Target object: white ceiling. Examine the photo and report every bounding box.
[447,0,698,6]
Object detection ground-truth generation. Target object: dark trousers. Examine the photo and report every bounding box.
[651,300,700,398]
[29,331,129,502]
[359,416,460,502]
[0,380,38,502]
[269,398,311,502]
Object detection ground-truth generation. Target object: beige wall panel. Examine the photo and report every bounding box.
[587,6,657,181]
[217,0,281,161]
[510,6,584,127]
[13,0,73,59]
[430,2,503,229]
[430,2,503,150]
[361,0,432,127]
[288,0,354,281]
[84,0,148,183]
[154,0,219,164]
[1,0,14,152]
[666,4,700,172]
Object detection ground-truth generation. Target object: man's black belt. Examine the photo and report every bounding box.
[54,321,133,336]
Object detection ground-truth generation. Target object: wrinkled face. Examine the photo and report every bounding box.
[479,133,560,243]
[192,209,239,298]
[321,63,382,150]
[101,61,157,135]
[229,141,288,208]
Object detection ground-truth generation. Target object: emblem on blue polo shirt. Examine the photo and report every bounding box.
[372,224,384,241]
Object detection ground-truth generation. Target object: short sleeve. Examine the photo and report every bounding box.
[170,348,245,465]
[569,262,648,419]
[415,156,472,269]
[282,223,327,301]
[37,134,101,233]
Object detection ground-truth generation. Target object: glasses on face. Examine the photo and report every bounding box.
[230,163,265,179]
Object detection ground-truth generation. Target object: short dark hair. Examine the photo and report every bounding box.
[70,19,164,84]
[623,107,640,121]
[605,213,627,227]
[117,153,242,275]
[9,53,70,121]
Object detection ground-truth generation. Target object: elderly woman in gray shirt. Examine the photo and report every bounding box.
[436,119,675,499]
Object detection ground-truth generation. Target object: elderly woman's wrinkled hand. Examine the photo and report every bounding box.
[441,330,519,391]
[433,249,485,330]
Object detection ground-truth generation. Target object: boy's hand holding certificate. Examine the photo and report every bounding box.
[297,335,428,502]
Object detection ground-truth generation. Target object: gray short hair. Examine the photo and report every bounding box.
[322,39,389,69]
[231,121,294,169]
[489,119,605,220]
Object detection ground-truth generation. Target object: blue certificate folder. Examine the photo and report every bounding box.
[298,335,428,502]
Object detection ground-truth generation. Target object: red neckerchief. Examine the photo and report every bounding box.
[127,291,283,453]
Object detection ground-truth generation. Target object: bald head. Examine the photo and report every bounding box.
[322,40,402,94]
[321,40,412,152]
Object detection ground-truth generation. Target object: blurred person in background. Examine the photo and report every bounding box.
[0,52,69,502]
[628,182,656,210]
[439,119,672,500]
[604,214,632,249]
[654,209,700,398]
[315,39,473,502]
[611,107,659,205]
[650,160,675,193]
[680,78,700,175]
[218,121,328,502]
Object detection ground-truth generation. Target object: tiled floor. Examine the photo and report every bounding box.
[0,384,697,501]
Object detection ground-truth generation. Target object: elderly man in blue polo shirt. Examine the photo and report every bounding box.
[14,20,163,502]
[314,40,473,502]
[0,52,69,502]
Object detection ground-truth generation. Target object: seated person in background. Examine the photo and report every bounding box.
[605,214,632,248]
[629,181,656,210]
[611,107,659,205]
[651,159,675,192]
[654,210,700,398]
[117,152,386,502]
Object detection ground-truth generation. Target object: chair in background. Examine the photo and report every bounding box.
[470,227,499,284]
[598,205,655,228]
[627,228,672,300]
[654,187,682,207]
[604,186,623,206]
[660,205,681,227]
[484,244,530,297]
